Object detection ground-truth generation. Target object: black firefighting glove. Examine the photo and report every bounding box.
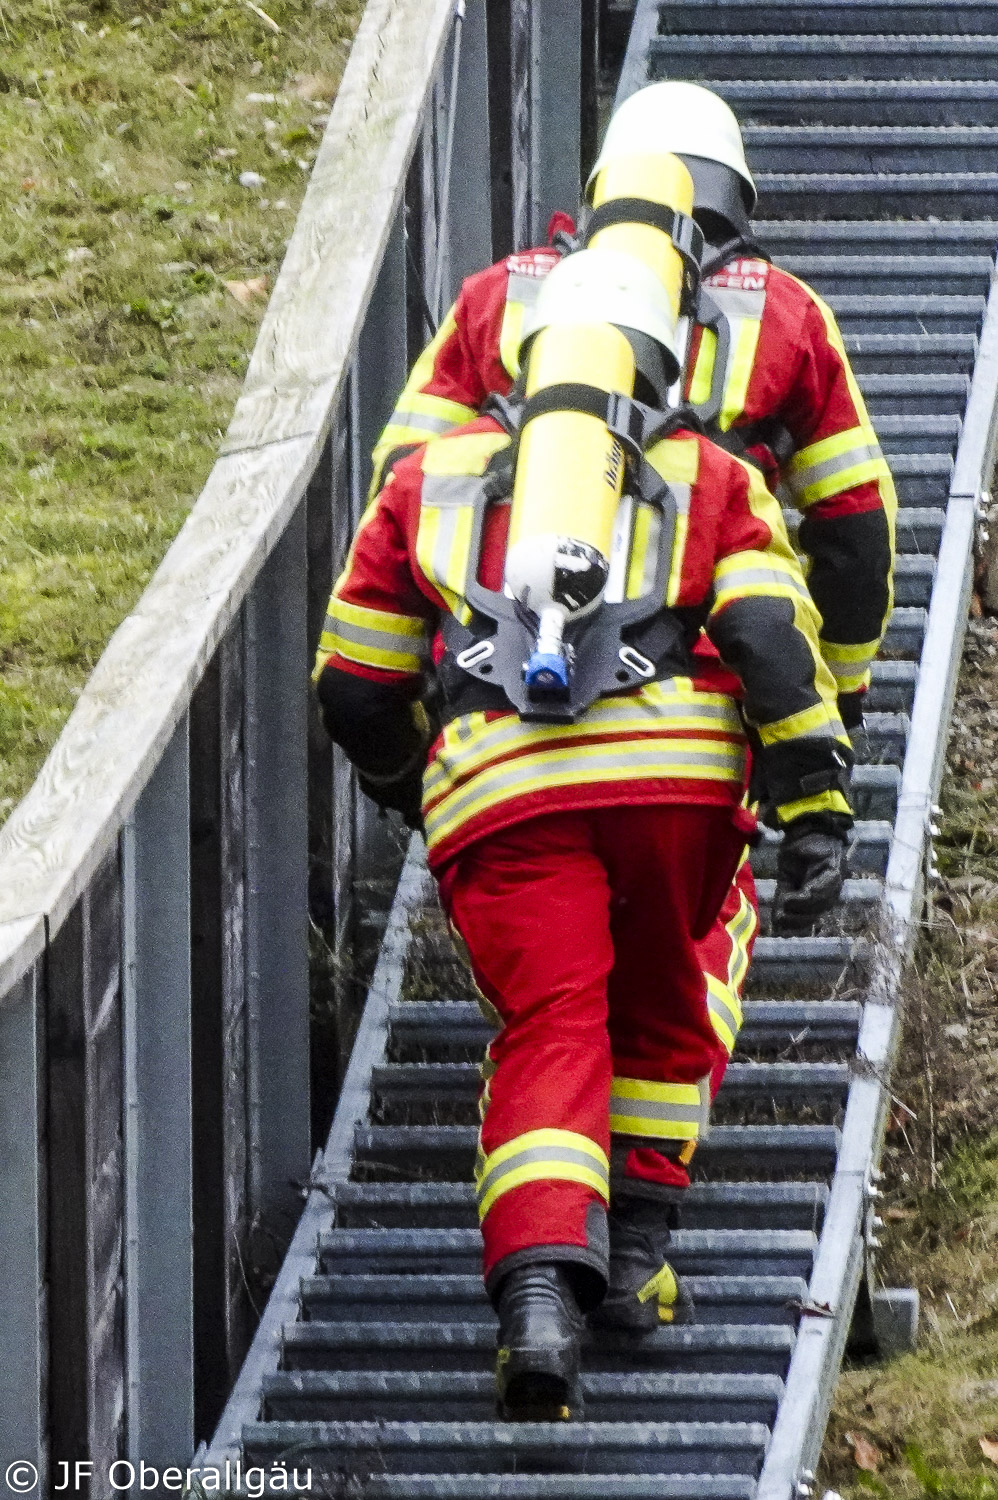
[772,812,851,937]
[358,751,426,831]
[837,690,866,733]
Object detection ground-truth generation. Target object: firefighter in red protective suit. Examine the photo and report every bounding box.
[368,79,896,1110]
[315,247,853,1419]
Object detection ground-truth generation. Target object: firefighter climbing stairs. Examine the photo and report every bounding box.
[202,1,998,1493]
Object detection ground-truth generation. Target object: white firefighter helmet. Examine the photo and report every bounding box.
[519,247,679,370]
[585,81,757,221]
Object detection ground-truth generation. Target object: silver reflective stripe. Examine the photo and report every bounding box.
[708,986,741,1045]
[716,565,810,599]
[476,1143,608,1203]
[640,505,663,596]
[431,506,460,592]
[706,285,767,323]
[389,409,459,436]
[609,1094,704,1126]
[427,742,743,831]
[327,617,426,657]
[786,441,883,501]
[424,695,742,795]
[507,271,545,311]
[422,473,486,509]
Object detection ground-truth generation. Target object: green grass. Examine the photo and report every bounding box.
[0,0,363,820]
[824,620,998,1497]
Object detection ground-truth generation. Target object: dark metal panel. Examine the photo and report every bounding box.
[486,0,515,260]
[188,643,235,1440]
[122,716,194,1469]
[218,622,251,1382]
[446,0,494,289]
[530,0,582,239]
[44,899,89,1483]
[0,963,46,1499]
[510,0,533,249]
[83,853,126,1483]
[244,504,311,1234]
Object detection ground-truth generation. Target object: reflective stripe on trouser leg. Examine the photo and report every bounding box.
[476,1129,610,1221]
[609,1075,712,1145]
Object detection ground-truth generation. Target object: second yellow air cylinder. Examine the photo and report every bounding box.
[508,320,636,565]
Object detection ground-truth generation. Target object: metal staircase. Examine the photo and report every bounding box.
[202,2,998,1493]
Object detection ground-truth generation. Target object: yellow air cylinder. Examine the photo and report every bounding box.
[508,320,636,563]
[589,153,694,327]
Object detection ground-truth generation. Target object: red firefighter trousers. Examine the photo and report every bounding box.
[438,802,749,1293]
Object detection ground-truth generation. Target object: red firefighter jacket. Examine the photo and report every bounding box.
[370,245,896,703]
[317,419,852,871]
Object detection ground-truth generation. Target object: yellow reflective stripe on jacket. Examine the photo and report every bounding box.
[644,436,699,605]
[316,598,428,677]
[476,1129,609,1220]
[369,310,467,493]
[711,550,812,612]
[757,701,847,747]
[423,683,744,799]
[375,393,478,462]
[785,424,891,509]
[415,430,509,617]
[425,735,746,852]
[687,284,766,433]
[498,271,547,379]
[821,636,880,692]
[625,500,662,600]
[609,1075,711,1142]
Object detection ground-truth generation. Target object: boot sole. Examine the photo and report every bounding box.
[498,1369,577,1422]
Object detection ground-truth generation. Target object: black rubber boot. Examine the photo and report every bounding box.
[592,1197,694,1331]
[495,1263,586,1420]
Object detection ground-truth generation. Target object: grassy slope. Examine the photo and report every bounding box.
[0,0,362,820]
[825,615,998,1498]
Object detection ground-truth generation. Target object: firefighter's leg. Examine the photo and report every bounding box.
[697,852,759,1100]
[438,811,614,1416]
[593,803,748,1329]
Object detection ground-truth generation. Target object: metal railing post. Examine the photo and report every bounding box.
[444,0,494,289]
[0,964,45,1498]
[244,502,311,1232]
[122,715,194,1469]
[530,0,582,241]
[352,212,411,921]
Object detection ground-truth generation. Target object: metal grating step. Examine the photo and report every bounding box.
[756,173,998,220]
[281,1323,797,1376]
[746,126,998,175]
[299,1273,808,1326]
[370,1059,852,1106]
[261,1368,785,1425]
[649,34,998,82]
[704,78,998,126]
[352,1478,760,1500]
[241,1420,772,1476]
[657,1,998,36]
[332,1179,830,1231]
[757,218,998,257]
[386,1000,864,1059]
[780,259,987,307]
[352,1124,841,1179]
[318,1227,819,1279]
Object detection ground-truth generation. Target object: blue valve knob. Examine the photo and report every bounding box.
[525,650,570,700]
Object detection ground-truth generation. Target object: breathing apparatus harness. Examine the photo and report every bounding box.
[438,379,717,726]
[438,194,737,727]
